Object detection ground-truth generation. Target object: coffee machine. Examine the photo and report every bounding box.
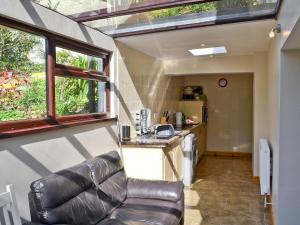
[135,108,151,135]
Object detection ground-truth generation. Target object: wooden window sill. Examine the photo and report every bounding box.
[0,115,117,139]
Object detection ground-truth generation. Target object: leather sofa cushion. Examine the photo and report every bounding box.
[109,198,183,225]
[88,151,123,185]
[30,162,115,225]
[98,171,127,204]
[40,187,113,225]
[30,163,92,209]
[127,179,184,202]
[97,218,149,225]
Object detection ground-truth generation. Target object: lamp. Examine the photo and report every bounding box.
[269,24,281,38]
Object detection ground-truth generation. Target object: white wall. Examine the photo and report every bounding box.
[183,74,253,153]
[116,41,183,135]
[267,37,281,223]
[0,0,121,221]
[264,1,300,224]
[276,50,300,225]
[164,54,268,176]
[0,122,119,221]
[277,0,300,48]
[164,55,254,75]
[253,52,269,177]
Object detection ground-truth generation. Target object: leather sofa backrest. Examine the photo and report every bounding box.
[29,151,126,225]
[87,151,127,206]
[87,151,123,185]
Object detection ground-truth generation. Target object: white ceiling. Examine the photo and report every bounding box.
[116,19,276,60]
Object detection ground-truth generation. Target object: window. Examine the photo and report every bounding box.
[54,47,108,117]
[0,22,112,137]
[0,25,46,121]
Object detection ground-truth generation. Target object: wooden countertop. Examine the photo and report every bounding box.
[121,124,203,148]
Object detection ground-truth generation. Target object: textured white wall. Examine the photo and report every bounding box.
[163,55,254,75]
[164,54,269,176]
[267,37,281,223]
[0,122,119,221]
[0,0,120,221]
[183,74,253,154]
[277,50,300,225]
[116,41,183,136]
[266,0,300,224]
[253,52,269,177]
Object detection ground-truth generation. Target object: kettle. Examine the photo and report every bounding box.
[176,112,183,126]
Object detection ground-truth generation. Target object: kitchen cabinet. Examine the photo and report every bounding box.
[121,123,207,182]
[121,137,185,182]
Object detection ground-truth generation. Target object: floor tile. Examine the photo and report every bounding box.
[184,156,271,225]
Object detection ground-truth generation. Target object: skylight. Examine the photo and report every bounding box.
[189,47,227,56]
[31,0,281,37]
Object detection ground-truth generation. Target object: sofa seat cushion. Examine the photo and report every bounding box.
[97,218,147,225]
[108,198,183,225]
[127,179,184,202]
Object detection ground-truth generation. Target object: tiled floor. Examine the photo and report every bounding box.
[184,156,271,225]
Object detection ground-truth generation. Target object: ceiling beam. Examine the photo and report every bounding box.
[69,0,219,23]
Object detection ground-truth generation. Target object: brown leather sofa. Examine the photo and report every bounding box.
[28,151,184,225]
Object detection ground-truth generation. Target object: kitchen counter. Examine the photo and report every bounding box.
[174,123,203,131]
[121,129,190,148]
[120,123,206,182]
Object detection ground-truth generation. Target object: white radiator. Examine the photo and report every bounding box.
[259,139,271,195]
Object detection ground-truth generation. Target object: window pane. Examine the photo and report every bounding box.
[56,47,103,72]
[0,25,46,121]
[33,0,200,16]
[55,76,106,116]
[84,0,278,36]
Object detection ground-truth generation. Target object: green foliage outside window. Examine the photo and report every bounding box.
[55,51,90,116]
[0,26,40,74]
[148,2,216,19]
[0,26,46,121]
[148,0,261,20]
[0,26,99,121]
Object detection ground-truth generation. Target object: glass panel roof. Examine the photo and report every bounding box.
[84,0,278,36]
[32,0,108,15]
[32,0,205,16]
[32,0,280,37]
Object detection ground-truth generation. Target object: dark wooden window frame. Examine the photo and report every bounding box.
[0,19,116,139]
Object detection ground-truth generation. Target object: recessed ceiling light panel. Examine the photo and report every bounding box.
[189,47,227,56]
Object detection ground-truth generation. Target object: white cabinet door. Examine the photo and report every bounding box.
[122,147,164,180]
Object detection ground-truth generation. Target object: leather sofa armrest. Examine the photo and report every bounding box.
[127,178,184,202]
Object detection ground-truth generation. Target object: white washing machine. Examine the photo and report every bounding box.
[182,133,197,186]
